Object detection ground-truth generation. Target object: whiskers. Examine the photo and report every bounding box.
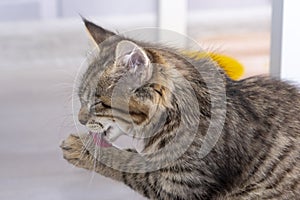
[87,137,107,186]
[88,141,100,185]
[71,133,104,186]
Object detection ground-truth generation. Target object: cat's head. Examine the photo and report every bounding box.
[78,19,182,148]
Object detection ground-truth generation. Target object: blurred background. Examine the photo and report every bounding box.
[0,0,272,200]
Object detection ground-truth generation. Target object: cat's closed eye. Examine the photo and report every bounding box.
[91,100,103,108]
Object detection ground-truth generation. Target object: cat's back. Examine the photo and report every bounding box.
[228,76,300,132]
[225,76,300,199]
[229,76,300,113]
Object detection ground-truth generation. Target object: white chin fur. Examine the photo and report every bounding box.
[107,123,125,142]
[86,119,127,143]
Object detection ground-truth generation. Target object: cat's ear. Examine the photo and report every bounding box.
[82,17,115,45]
[115,40,153,85]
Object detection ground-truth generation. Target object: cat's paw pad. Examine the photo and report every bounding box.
[60,134,86,165]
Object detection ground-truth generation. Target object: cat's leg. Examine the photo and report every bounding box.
[61,134,188,200]
[61,134,124,181]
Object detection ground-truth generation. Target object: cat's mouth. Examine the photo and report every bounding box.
[89,131,113,148]
[87,123,125,148]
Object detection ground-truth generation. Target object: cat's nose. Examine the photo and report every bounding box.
[78,107,90,125]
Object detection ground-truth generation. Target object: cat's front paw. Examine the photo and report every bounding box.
[60,134,90,168]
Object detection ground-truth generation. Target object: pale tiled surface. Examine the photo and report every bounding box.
[0,20,269,200]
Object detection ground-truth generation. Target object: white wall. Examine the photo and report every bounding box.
[281,0,300,83]
[188,0,270,11]
[0,0,270,22]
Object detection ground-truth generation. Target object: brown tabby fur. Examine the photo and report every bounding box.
[61,19,300,200]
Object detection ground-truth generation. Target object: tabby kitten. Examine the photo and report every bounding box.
[61,19,300,200]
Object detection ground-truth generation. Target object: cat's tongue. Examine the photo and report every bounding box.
[89,132,112,148]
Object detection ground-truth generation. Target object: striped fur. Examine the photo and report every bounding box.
[61,20,300,200]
